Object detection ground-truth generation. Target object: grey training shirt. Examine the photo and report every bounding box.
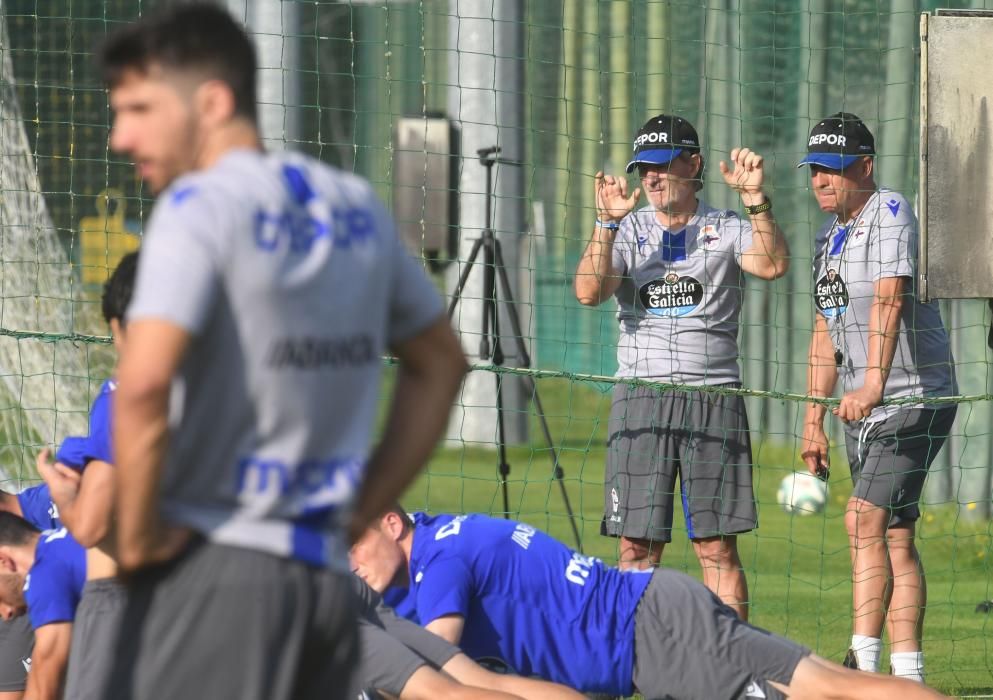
[811,187,956,421]
[610,201,754,384]
[127,149,444,570]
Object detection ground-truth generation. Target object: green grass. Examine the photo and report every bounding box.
[397,376,993,697]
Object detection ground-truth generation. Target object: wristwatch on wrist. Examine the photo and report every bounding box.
[744,196,772,216]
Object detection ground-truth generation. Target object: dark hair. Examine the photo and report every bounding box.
[382,503,412,535]
[98,2,258,123]
[102,251,139,325]
[0,512,39,547]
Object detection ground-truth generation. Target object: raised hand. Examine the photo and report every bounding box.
[595,171,641,223]
[719,147,766,199]
[36,448,81,501]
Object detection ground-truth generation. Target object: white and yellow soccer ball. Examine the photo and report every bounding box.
[777,471,828,515]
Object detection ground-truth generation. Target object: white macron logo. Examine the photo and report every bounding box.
[809,133,847,147]
[745,680,766,698]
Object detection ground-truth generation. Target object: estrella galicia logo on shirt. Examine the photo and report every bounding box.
[639,273,703,317]
[814,268,849,317]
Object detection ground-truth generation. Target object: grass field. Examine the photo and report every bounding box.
[400,375,993,698]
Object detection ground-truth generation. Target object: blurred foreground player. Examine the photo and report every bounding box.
[101,4,466,699]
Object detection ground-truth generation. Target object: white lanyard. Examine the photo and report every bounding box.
[817,190,882,367]
[817,216,849,366]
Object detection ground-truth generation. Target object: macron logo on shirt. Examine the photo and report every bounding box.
[745,681,767,698]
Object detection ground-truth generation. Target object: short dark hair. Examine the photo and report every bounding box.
[98,2,258,122]
[382,503,413,535]
[0,512,39,547]
[102,251,139,325]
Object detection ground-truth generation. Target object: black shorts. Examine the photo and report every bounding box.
[603,383,757,542]
[106,541,358,700]
[0,615,32,692]
[843,406,956,524]
[632,569,809,699]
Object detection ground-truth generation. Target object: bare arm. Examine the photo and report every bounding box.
[38,456,114,550]
[442,653,585,700]
[113,319,192,572]
[23,623,71,700]
[425,614,466,646]
[350,316,467,539]
[720,147,790,280]
[400,666,523,700]
[801,314,839,477]
[573,172,639,306]
[834,276,906,422]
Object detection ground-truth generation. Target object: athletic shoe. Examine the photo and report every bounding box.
[843,648,860,670]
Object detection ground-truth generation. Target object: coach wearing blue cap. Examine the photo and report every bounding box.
[798,112,957,683]
[573,114,790,620]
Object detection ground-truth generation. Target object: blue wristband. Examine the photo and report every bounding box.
[596,220,620,230]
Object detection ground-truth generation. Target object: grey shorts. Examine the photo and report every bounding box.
[106,540,358,700]
[351,577,459,696]
[0,615,32,692]
[843,406,956,524]
[603,383,757,542]
[354,617,426,697]
[64,577,127,700]
[632,569,809,699]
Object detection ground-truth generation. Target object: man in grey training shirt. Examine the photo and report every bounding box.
[574,114,789,619]
[798,113,957,683]
[102,5,467,700]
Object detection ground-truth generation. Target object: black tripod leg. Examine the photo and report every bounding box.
[528,382,582,551]
[447,236,486,319]
[487,248,511,518]
[491,239,583,552]
[495,370,511,518]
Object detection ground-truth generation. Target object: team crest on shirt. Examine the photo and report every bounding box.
[814,267,849,317]
[639,273,704,317]
[698,225,721,250]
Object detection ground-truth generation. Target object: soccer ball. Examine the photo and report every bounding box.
[776,471,828,515]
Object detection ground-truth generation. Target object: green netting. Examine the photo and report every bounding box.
[1,0,990,695]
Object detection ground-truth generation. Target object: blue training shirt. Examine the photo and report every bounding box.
[55,379,114,470]
[24,528,86,630]
[391,513,652,696]
[16,484,60,531]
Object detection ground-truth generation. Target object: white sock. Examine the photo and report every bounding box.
[851,634,882,672]
[891,651,925,682]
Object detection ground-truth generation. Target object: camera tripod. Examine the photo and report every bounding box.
[447,145,581,551]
